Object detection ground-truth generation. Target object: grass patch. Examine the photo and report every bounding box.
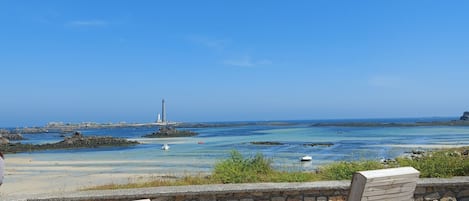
[85,174,214,190]
[317,160,388,180]
[396,148,469,178]
[86,147,469,190]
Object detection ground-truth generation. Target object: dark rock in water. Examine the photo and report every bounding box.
[0,131,139,154]
[303,142,334,147]
[380,158,396,165]
[403,149,427,160]
[251,141,284,145]
[143,126,197,138]
[460,111,469,121]
[411,149,425,155]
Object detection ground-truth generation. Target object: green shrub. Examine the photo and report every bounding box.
[212,150,273,183]
[317,160,385,180]
[269,171,319,182]
[396,150,469,178]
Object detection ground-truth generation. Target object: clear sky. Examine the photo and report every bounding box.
[1,1,468,127]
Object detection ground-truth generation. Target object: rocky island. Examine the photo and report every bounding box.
[0,132,139,154]
[311,120,469,127]
[250,141,334,147]
[312,112,469,127]
[251,141,284,145]
[460,111,469,120]
[143,126,197,138]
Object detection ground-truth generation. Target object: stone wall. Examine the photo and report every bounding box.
[27,177,469,201]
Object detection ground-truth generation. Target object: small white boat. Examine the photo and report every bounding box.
[300,155,312,161]
[161,143,170,150]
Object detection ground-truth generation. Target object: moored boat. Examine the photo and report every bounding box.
[161,143,170,150]
[300,155,312,161]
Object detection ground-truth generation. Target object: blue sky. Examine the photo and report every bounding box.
[1,1,468,126]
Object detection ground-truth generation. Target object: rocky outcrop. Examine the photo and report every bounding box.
[1,128,42,137]
[312,120,469,127]
[251,141,284,145]
[0,133,25,141]
[60,132,138,147]
[0,137,9,145]
[0,132,139,154]
[460,111,469,121]
[303,142,334,147]
[249,141,334,147]
[143,126,197,138]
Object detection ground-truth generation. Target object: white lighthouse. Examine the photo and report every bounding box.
[156,113,162,123]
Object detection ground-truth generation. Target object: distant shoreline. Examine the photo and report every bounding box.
[0,121,302,134]
[2,118,468,134]
[311,120,469,127]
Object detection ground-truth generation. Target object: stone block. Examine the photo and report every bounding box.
[239,198,253,201]
[175,195,185,201]
[424,192,440,201]
[328,195,346,201]
[441,197,457,201]
[233,193,250,198]
[339,190,349,196]
[151,197,173,201]
[426,187,435,193]
[198,195,217,201]
[441,191,456,200]
[284,191,300,196]
[435,186,448,193]
[303,197,316,201]
[289,195,304,200]
[321,190,334,196]
[251,192,264,197]
[458,189,469,197]
[415,187,427,194]
[316,196,327,201]
[303,190,320,195]
[271,196,286,201]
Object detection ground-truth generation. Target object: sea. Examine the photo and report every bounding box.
[7,117,469,175]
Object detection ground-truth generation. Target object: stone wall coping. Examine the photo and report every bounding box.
[21,177,469,201]
[26,181,351,201]
[417,176,469,187]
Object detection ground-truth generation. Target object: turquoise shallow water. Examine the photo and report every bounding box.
[10,118,469,175]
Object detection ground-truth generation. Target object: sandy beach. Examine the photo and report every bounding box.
[0,156,170,199]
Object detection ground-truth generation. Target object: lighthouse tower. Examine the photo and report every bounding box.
[161,99,166,123]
